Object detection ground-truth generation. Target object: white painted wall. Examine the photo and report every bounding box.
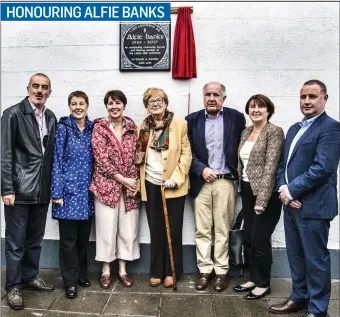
[1,2,339,249]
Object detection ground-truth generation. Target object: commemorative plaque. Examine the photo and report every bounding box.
[120,23,171,71]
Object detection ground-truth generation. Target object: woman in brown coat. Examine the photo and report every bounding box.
[233,94,284,299]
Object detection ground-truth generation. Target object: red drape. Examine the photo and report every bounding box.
[172,7,197,79]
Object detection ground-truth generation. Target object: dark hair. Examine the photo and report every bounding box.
[142,87,169,108]
[28,73,51,89]
[68,90,89,106]
[104,90,127,107]
[303,79,327,94]
[245,94,275,121]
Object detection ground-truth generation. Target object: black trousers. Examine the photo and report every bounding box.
[241,181,282,287]
[58,218,92,288]
[145,181,185,279]
[4,203,49,291]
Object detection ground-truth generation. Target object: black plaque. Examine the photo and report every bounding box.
[120,23,171,71]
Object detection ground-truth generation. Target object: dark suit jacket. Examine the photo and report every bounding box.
[185,107,246,198]
[277,112,340,220]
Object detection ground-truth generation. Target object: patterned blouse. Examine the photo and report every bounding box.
[89,116,140,212]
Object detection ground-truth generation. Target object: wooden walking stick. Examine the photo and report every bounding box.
[161,184,178,291]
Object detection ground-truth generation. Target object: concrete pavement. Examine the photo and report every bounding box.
[1,269,339,317]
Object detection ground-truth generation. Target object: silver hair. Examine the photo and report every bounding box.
[202,82,226,98]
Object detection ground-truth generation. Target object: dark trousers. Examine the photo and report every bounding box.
[285,208,331,317]
[58,218,92,288]
[4,203,49,291]
[241,181,282,287]
[145,181,185,279]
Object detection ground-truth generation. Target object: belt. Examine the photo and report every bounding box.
[216,174,234,180]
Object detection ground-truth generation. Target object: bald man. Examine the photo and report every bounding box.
[1,73,57,309]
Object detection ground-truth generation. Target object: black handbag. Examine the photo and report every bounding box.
[229,210,248,275]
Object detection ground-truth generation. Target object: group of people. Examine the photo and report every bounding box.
[1,73,340,317]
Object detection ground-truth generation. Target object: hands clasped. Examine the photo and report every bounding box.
[278,187,301,209]
[123,178,138,197]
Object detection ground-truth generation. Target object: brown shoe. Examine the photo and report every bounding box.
[269,298,308,314]
[195,273,212,291]
[164,276,174,288]
[214,274,228,292]
[23,277,54,292]
[149,277,161,287]
[7,288,24,310]
[99,274,111,289]
[118,274,133,287]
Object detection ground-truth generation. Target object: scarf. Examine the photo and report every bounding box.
[136,111,174,165]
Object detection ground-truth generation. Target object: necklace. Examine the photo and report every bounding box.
[252,130,261,133]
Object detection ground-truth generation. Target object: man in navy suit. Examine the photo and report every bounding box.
[270,80,340,317]
[185,82,245,291]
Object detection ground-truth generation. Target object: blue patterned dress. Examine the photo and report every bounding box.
[51,116,94,220]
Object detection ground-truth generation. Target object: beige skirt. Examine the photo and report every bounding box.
[94,195,140,262]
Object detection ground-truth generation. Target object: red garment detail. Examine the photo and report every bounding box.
[89,116,140,212]
[172,7,197,79]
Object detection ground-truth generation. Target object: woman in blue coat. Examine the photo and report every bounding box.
[51,91,94,299]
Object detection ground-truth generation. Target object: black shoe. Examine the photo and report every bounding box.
[7,288,24,310]
[246,287,271,300]
[65,286,77,299]
[233,284,255,293]
[23,276,54,292]
[78,278,91,287]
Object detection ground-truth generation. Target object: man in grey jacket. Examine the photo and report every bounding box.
[1,73,57,310]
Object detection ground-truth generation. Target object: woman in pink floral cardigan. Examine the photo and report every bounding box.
[90,90,140,289]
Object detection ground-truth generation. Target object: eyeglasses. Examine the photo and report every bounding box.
[148,98,164,105]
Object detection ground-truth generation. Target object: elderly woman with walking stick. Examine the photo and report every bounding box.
[136,87,192,288]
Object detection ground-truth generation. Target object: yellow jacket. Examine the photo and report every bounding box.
[138,116,192,201]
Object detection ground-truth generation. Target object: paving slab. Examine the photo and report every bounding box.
[86,271,118,293]
[35,269,65,291]
[214,296,271,317]
[49,291,110,314]
[161,294,213,317]
[113,275,162,294]
[331,280,339,300]
[162,274,211,294]
[1,290,61,310]
[44,312,100,317]
[1,307,46,317]
[103,293,161,316]
[328,299,340,317]
[211,276,254,297]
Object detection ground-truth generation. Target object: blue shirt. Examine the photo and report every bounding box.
[205,110,230,174]
[285,111,325,184]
